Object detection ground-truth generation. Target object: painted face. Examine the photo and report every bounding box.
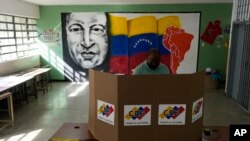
[66,13,108,69]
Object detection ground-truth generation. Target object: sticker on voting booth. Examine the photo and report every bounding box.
[192,98,203,123]
[124,105,151,126]
[97,100,115,125]
[158,104,186,125]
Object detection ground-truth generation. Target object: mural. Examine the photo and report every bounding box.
[61,13,110,81]
[62,12,200,82]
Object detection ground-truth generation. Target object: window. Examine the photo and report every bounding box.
[237,0,250,21]
[0,14,38,62]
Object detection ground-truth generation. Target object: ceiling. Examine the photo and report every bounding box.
[23,0,233,5]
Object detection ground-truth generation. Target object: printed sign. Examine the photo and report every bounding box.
[124,105,151,126]
[97,100,115,125]
[192,98,203,123]
[158,104,186,125]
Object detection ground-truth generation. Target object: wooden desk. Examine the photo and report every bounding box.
[49,123,96,141]
[0,68,51,105]
[0,68,51,93]
[50,123,230,141]
[22,68,51,97]
[0,76,33,92]
[0,76,33,105]
[22,68,51,77]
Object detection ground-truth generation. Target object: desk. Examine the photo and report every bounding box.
[21,68,51,97]
[0,68,51,129]
[22,68,51,77]
[0,76,33,92]
[50,123,230,141]
[0,68,51,103]
[0,76,33,105]
[49,123,96,141]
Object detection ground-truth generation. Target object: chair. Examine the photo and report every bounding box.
[35,74,46,95]
[31,65,52,94]
[41,65,52,91]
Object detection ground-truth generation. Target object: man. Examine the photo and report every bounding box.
[62,12,109,81]
[133,48,170,75]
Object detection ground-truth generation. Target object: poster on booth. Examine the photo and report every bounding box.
[158,104,186,125]
[192,98,203,123]
[124,105,151,126]
[97,100,115,125]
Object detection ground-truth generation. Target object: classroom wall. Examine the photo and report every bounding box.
[0,0,40,18]
[0,55,40,76]
[38,3,233,80]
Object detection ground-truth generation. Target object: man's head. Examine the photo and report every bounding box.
[66,13,108,69]
[147,48,161,70]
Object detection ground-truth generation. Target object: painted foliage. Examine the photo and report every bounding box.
[62,12,200,81]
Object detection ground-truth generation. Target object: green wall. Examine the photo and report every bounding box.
[38,3,232,80]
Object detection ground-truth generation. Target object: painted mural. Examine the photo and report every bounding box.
[61,13,110,81]
[62,12,200,82]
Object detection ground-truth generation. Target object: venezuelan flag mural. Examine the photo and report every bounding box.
[109,13,200,75]
[109,15,129,74]
[62,12,200,81]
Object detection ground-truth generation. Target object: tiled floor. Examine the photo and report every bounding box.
[0,82,250,141]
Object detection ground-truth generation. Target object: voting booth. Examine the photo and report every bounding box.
[88,69,205,141]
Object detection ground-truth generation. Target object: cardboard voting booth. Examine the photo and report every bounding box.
[88,69,205,141]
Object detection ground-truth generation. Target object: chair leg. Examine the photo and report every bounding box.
[33,78,38,99]
[42,79,46,95]
[9,95,14,127]
[7,96,11,117]
[23,83,29,104]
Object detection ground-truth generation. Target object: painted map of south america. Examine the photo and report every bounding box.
[162,26,194,74]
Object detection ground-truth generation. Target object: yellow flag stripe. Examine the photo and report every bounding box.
[157,16,181,35]
[109,14,128,35]
[128,16,157,37]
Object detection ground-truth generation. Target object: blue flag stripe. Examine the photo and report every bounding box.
[111,35,128,56]
[128,33,158,56]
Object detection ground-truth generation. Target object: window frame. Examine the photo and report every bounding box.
[0,14,38,63]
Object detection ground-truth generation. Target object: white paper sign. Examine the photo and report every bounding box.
[124,105,151,126]
[192,98,203,123]
[97,100,115,125]
[158,104,186,125]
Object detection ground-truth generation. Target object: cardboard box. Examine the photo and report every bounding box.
[88,69,205,141]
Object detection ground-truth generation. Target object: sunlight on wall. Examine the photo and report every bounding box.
[36,39,86,82]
